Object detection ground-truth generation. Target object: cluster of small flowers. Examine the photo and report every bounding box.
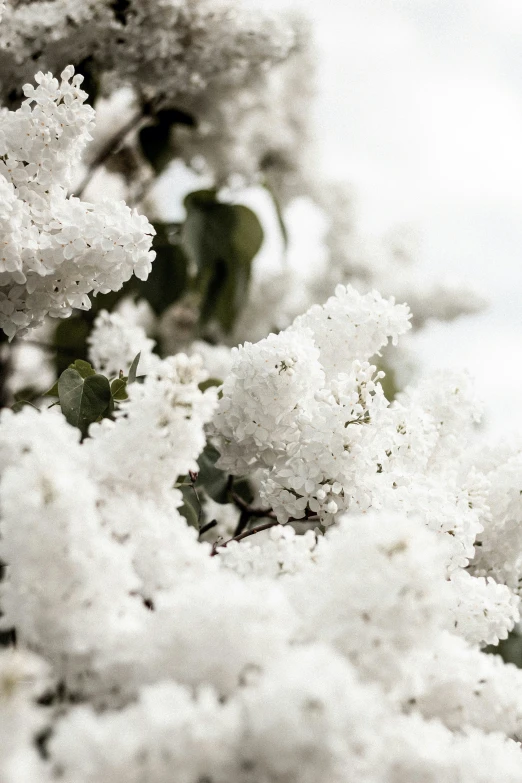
[3,281,522,780]
[0,351,219,687]
[0,67,155,338]
[87,352,218,503]
[175,12,315,205]
[218,525,319,579]
[87,308,160,378]
[0,0,295,108]
[213,284,520,649]
[86,298,237,391]
[213,284,411,519]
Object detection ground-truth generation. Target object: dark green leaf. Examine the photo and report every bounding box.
[110,0,130,25]
[136,225,188,314]
[54,317,90,376]
[44,381,59,398]
[68,359,96,378]
[139,123,173,175]
[58,369,111,436]
[375,361,398,402]
[198,377,223,392]
[111,376,128,401]
[197,443,229,503]
[157,108,196,127]
[13,386,39,403]
[182,191,263,333]
[178,485,200,529]
[232,476,255,506]
[139,109,196,175]
[75,57,100,107]
[128,353,140,384]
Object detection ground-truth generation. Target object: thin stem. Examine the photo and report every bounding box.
[227,475,277,521]
[212,476,320,555]
[73,109,145,198]
[230,491,277,520]
[211,519,282,556]
[198,519,217,538]
[233,508,250,537]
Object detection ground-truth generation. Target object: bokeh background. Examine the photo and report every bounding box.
[263,0,522,433]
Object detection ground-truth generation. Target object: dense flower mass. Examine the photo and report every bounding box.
[0,5,521,782]
[0,0,295,106]
[0,66,155,338]
[2,279,522,781]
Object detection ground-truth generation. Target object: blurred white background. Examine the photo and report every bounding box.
[264,0,522,433]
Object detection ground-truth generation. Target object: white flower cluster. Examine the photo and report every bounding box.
[175,11,315,204]
[214,284,522,649]
[0,67,155,338]
[214,284,411,521]
[0,0,295,108]
[87,300,234,381]
[0,352,218,691]
[3,281,522,780]
[87,308,160,378]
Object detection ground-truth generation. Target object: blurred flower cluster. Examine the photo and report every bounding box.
[0,2,520,783]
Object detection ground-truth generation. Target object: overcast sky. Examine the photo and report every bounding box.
[263,0,522,433]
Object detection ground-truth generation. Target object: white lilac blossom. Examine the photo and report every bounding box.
[0,67,155,338]
[0,4,521,778]
[87,308,160,377]
[0,649,51,783]
[0,0,295,108]
[87,352,217,502]
[218,524,318,578]
[3,276,522,777]
[213,284,411,519]
[288,513,452,687]
[174,11,315,204]
[0,0,484,348]
[213,283,520,650]
[0,280,522,783]
[398,631,522,737]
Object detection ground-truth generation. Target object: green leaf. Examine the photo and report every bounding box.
[178,485,200,529]
[139,109,195,175]
[197,443,229,503]
[68,359,96,378]
[182,190,263,333]
[198,377,223,392]
[110,0,131,25]
[137,225,188,315]
[54,317,90,376]
[58,368,111,436]
[13,386,39,403]
[110,376,128,401]
[44,381,59,398]
[128,353,140,384]
[374,361,398,403]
